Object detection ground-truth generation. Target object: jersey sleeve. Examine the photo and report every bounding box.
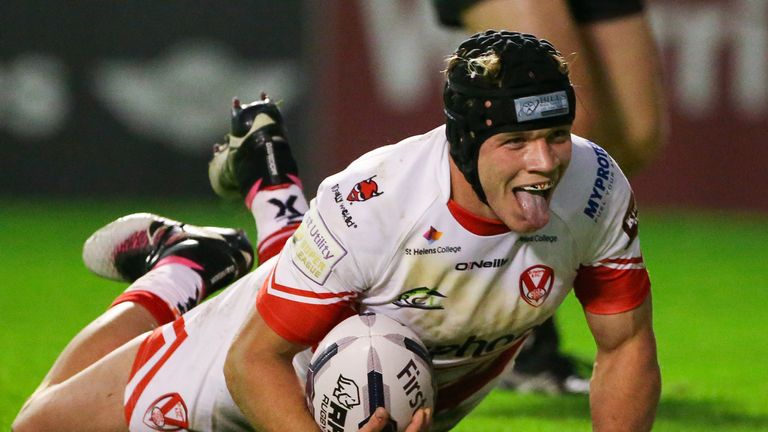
[573,162,651,315]
[256,186,367,346]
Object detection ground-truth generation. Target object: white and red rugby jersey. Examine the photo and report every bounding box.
[257,125,650,430]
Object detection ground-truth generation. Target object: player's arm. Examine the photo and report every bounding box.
[224,304,431,432]
[224,305,318,431]
[586,295,660,431]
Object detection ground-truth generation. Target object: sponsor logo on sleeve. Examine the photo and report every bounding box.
[519,265,555,307]
[331,183,358,228]
[583,144,616,221]
[143,393,189,431]
[392,287,446,310]
[347,175,383,202]
[622,192,639,249]
[291,209,346,285]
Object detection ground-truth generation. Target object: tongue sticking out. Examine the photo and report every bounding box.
[514,190,550,229]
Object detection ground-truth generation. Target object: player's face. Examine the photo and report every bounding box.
[477,126,572,233]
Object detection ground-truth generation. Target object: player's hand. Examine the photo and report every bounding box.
[358,407,432,431]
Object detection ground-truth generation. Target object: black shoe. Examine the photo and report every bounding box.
[209,93,300,199]
[498,353,591,395]
[83,213,254,299]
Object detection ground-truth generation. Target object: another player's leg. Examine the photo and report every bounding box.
[458,0,665,174]
[15,214,254,426]
[498,317,590,394]
[209,94,308,263]
[577,13,666,174]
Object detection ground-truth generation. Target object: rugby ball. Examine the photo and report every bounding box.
[306,313,435,432]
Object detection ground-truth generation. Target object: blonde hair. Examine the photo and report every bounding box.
[445,50,570,86]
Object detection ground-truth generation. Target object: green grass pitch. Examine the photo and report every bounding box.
[1,199,766,431]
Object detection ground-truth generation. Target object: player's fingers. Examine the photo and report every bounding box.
[358,407,389,432]
[404,408,429,432]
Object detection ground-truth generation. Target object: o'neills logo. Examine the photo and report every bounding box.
[454,258,509,271]
[519,265,554,307]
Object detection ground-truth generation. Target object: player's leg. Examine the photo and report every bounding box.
[13,333,143,431]
[577,12,666,174]
[458,0,665,174]
[19,215,254,403]
[210,94,309,263]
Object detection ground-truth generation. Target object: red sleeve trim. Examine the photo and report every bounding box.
[574,264,650,315]
[256,268,356,346]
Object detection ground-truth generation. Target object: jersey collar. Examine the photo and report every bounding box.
[447,199,510,236]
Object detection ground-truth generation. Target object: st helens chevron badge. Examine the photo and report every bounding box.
[519,265,554,307]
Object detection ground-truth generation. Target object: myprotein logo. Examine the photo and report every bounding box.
[583,144,616,220]
[142,393,189,431]
[454,258,509,271]
[519,265,555,307]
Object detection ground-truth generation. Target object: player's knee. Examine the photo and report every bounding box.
[12,391,63,432]
[12,400,45,432]
[620,130,664,176]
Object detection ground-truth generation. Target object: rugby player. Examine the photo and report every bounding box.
[433,0,667,393]
[14,31,660,431]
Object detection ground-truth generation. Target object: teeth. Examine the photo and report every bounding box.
[520,181,553,192]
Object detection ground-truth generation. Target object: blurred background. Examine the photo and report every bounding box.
[1,1,767,430]
[1,0,767,211]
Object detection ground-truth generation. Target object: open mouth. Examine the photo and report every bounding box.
[511,180,555,230]
[513,181,554,198]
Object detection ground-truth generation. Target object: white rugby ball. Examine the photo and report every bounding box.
[306,313,435,432]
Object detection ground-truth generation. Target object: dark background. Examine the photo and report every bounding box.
[2,0,766,212]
